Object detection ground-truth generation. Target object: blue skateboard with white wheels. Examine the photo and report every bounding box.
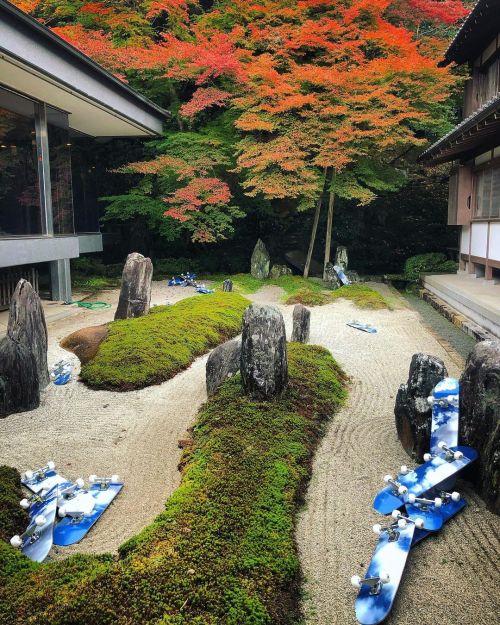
[334,265,351,286]
[53,475,123,546]
[411,494,466,547]
[428,378,459,456]
[10,485,59,562]
[352,510,423,625]
[22,462,68,494]
[50,360,73,385]
[347,320,377,334]
[373,444,477,515]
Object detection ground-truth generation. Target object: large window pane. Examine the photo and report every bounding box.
[0,88,42,236]
[70,134,100,233]
[47,107,74,235]
[476,166,500,218]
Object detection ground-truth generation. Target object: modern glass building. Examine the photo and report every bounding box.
[0,0,166,304]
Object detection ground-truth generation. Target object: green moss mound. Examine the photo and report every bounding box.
[210,273,326,301]
[286,284,391,309]
[80,292,249,390]
[0,344,346,625]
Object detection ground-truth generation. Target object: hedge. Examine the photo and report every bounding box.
[0,343,346,625]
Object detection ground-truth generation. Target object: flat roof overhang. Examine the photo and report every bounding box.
[0,1,167,137]
[420,95,500,165]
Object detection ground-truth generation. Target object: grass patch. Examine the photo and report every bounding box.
[209,273,326,300]
[0,343,347,625]
[286,284,391,309]
[80,292,249,390]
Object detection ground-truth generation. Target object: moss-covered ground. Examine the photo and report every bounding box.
[0,343,347,625]
[80,292,249,390]
[0,466,28,544]
[286,284,391,309]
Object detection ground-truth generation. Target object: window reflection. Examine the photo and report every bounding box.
[48,106,74,235]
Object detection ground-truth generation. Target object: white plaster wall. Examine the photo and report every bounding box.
[489,223,500,261]
[470,222,488,257]
[460,226,470,255]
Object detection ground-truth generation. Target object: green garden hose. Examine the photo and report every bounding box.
[75,301,112,310]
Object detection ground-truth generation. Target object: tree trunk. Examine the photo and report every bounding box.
[303,170,327,278]
[323,171,336,280]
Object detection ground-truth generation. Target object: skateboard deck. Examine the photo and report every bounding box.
[16,486,59,562]
[429,378,459,456]
[334,265,351,286]
[411,498,466,547]
[53,482,123,546]
[22,464,68,494]
[373,446,477,514]
[354,520,415,625]
[347,321,377,334]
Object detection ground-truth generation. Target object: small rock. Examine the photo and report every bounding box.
[335,246,349,271]
[394,353,448,461]
[250,239,270,280]
[0,336,40,417]
[269,264,292,279]
[206,339,241,396]
[60,324,109,364]
[323,262,341,290]
[223,279,233,292]
[291,304,310,343]
[115,252,153,320]
[240,304,288,400]
[346,270,361,283]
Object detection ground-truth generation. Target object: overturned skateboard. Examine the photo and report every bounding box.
[373,444,477,515]
[405,488,462,531]
[53,475,123,546]
[347,321,377,334]
[21,462,68,494]
[334,264,351,286]
[352,511,423,625]
[10,486,59,562]
[411,494,466,547]
[428,378,459,455]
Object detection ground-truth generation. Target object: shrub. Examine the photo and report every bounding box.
[153,257,202,279]
[0,466,28,544]
[80,292,249,390]
[0,344,347,625]
[404,253,458,281]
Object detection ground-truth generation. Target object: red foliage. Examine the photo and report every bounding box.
[180,88,232,117]
[163,177,231,221]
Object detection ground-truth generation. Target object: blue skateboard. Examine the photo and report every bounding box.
[11,486,59,562]
[428,378,459,456]
[352,510,423,625]
[373,445,477,515]
[22,462,68,494]
[347,320,377,334]
[50,360,73,385]
[334,264,351,286]
[411,495,466,547]
[53,475,123,546]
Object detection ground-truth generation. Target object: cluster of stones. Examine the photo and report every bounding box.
[206,303,310,399]
[395,343,500,515]
[250,239,292,281]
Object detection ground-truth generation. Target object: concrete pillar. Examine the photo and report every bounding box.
[50,259,72,303]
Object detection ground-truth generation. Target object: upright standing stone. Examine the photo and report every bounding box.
[223,279,233,292]
[241,304,288,400]
[335,246,349,270]
[394,353,448,461]
[323,262,341,290]
[115,252,153,320]
[7,279,49,388]
[291,304,310,343]
[250,239,270,280]
[206,339,241,396]
[0,336,40,417]
[460,340,500,515]
[269,264,292,279]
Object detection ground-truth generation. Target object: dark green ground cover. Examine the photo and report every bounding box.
[80,292,249,390]
[0,343,346,625]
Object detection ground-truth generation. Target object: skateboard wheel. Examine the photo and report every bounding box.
[373,524,382,535]
[20,498,30,509]
[414,518,424,529]
[400,465,409,475]
[391,509,400,519]
[453,451,463,460]
[111,474,119,483]
[434,497,443,508]
[426,396,433,405]
[24,470,33,480]
[451,491,460,502]
[34,514,46,527]
[76,478,85,489]
[10,535,22,548]
[398,518,407,529]
[383,474,393,483]
[58,506,67,518]
[47,461,56,470]
[437,441,446,449]
[423,453,432,462]
[351,575,362,589]
[379,571,390,584]
[398,485,408,495]
[89,474,97,484]
[408,494,416,504]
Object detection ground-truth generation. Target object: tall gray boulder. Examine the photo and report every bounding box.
[250,239,270,280]
[115,252,153,320]
[291,304,310,343]
[241,304,288,400]
[0,336,40,417]
[7,279,49,388]
[335,246,349,270]
[206,339,241,396]
[460,340,500,515]
[324,262,341,290]
[395,353,448,461]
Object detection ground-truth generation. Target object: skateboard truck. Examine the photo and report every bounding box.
[438,490,461,504]
[437,441,463,461]
[407,494,443,510]
[383,474,408,495]
[10,514,47,548]
[23,462,56,484]
[89,474,120,490]
[372,520,402,542]
[427,394,458,408]
[58,479,85,502]
[351,571,390,595]
[19,490,48,509]
[390,509,425,529]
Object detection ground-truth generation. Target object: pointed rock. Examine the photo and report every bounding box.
[291,304,310,343]
[0,336,39,417]
[335,246,349,271]
[206,339,241,396]
[250,239,270,280]
[115,252,153,320]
